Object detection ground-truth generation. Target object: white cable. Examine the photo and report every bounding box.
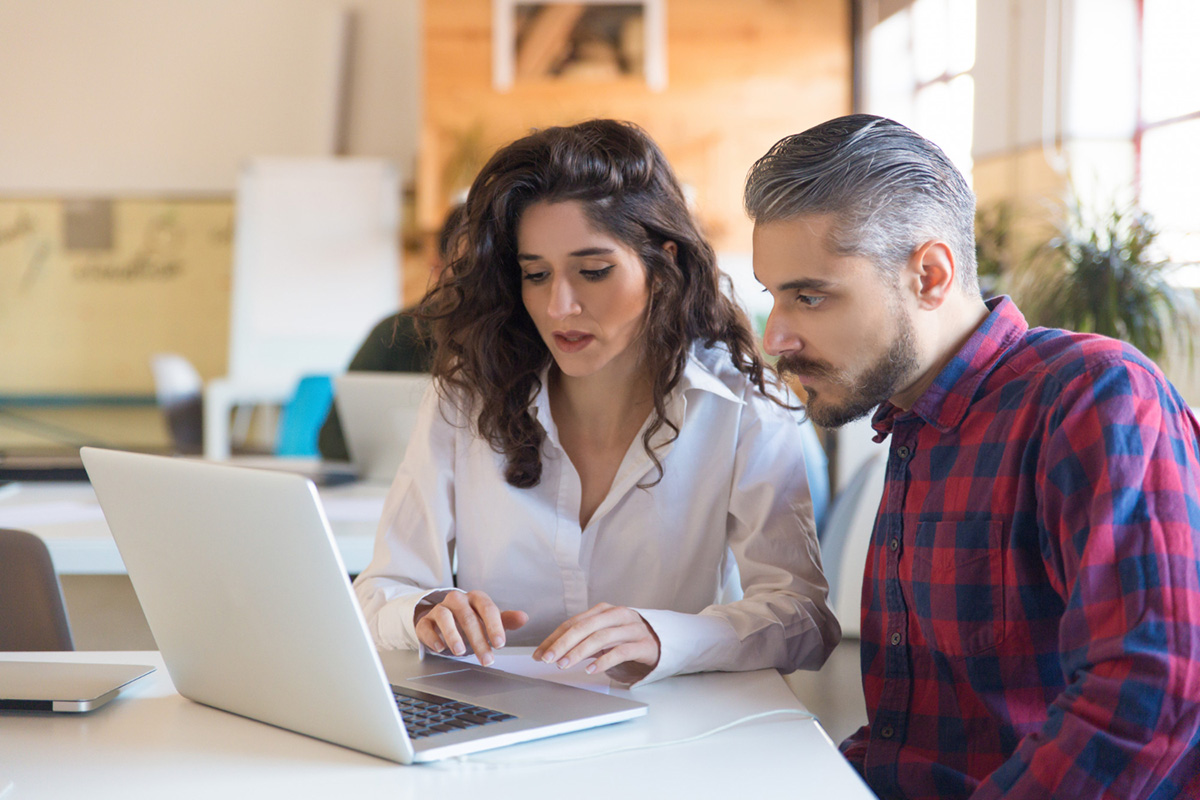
[434,708,816,770]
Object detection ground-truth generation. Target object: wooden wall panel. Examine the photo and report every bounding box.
[418,0,852,290]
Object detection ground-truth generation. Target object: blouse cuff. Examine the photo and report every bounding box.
[626,608,735,687]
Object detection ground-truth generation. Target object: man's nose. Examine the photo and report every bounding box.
[762,307,800,357]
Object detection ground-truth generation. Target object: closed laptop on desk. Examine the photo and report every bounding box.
[0,662,154,713]
[79,447,645,764]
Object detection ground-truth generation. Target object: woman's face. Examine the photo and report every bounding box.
[516,200,651,382]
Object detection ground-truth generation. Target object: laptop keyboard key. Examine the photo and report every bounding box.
[393,687,516,738]
[458,712,490,725]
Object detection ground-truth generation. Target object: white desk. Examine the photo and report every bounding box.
[0,467,387,576]
[0,649,876,800]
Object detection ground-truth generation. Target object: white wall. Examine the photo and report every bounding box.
[973,0,1138,163]
[0,0,421,194]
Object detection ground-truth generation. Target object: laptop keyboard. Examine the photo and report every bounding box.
[392,686,517,740]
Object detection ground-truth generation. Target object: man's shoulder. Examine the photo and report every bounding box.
[1000,326,1163,392]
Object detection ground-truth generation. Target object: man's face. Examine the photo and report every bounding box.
[753,214,920,428]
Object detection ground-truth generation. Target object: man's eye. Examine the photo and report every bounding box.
[522,271,549,284]
[796,294,825,308]
[580,265,615,281]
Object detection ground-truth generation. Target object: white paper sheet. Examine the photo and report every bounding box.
[447,652,612,695]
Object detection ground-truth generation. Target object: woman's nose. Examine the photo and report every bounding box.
[547,276,581,319]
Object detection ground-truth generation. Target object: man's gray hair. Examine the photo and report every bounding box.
[744,115,980,294]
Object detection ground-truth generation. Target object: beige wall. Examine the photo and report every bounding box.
[0,0,421,193]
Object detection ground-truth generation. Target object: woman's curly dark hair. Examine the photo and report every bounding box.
[418,119,779,488]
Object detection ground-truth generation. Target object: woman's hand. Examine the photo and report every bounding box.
[533,603,661,684]
[414,590,528,667]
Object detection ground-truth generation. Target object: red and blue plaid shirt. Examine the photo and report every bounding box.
[839,297,1200,799]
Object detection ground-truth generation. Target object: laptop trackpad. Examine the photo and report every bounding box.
[406,668,528,697]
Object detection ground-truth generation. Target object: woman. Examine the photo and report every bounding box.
[353,119,838,685]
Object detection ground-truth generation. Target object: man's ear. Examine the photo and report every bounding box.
[906,240,956,310]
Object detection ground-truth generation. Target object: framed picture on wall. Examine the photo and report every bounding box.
[492,0,666,91]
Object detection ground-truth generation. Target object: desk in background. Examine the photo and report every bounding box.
[0,472,385,575]
[0,649,876,799]
[0,393,166,457]
[0,467,388,649]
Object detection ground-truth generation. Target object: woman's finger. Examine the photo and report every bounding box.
[466,590,507,649]
[533,603,614,662]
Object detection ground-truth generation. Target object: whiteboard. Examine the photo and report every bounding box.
[226,158,401,388]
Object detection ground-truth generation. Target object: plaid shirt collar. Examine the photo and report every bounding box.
[871,295,1029,443]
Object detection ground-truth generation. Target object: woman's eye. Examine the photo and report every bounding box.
[580,265,615,281]
[522,271,549,284]
[796,294,825,308]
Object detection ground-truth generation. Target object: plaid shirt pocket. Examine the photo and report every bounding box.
[910,519,1006,658]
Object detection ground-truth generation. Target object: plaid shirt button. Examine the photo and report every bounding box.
[890,632,902,645]
[880,726,894,739]
[896,446,910,459]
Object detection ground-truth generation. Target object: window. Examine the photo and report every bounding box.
[861,0,976,179]
[1138,0,1200,286]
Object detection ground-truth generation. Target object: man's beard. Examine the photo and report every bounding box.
[776,310,919,429]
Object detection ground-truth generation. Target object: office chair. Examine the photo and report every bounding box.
[0,528,75,651]
[275,375,335,457]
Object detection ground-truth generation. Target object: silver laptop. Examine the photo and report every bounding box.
[79,447,646,764]
[0,662,154,713]
[334,373,431,483]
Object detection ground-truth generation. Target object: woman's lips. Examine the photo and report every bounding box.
[553,331,595,353]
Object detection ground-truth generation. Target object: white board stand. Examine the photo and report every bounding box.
[204,158,401,459]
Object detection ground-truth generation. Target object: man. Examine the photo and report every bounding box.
[745,114,1200,799]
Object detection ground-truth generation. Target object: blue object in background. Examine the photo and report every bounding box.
[798,418,829,531]
[276,375,334,457]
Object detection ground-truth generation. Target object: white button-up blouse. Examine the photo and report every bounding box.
[353,345,840,684]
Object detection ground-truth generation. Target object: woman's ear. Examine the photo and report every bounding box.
[662,240,678,261]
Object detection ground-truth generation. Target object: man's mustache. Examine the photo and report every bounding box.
[774,354,836,382]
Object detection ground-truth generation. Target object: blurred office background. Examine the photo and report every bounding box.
[2,0,1195,464]
[1,0,1197,739]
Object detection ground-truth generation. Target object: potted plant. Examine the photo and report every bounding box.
[974,201,1016,300]
[1002,198,1198,365]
